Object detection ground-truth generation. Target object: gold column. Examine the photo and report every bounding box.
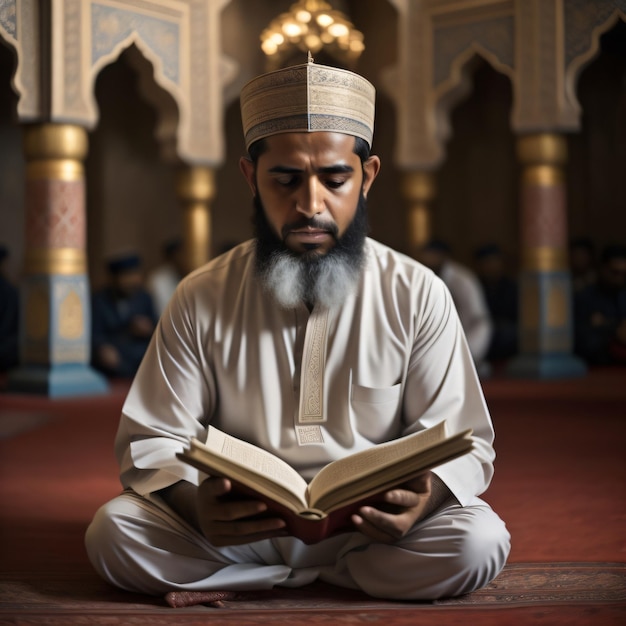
[176,165,215,270]
[508,132,585,378]
[23,124,88,276]
[517,133,568,274]
[403,170,435,251]
[9,123,108,396]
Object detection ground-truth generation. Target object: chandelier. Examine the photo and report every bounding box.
[260,0,365,68]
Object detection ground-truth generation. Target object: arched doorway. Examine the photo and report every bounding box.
[86,45,181,290]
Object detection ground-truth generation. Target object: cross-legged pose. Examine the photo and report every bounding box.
[86,58,510,602]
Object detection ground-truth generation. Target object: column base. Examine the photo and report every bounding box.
[506,353,587,379]
[7,363,109,398]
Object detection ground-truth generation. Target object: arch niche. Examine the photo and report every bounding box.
[85,44,181,288]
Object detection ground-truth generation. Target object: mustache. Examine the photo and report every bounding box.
[281,217,339,241]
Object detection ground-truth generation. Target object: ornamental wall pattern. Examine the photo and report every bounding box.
[1,0,226,166]
[1,0,623,169]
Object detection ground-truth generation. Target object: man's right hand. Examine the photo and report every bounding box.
[97,344,120,370]
[196,477,288,546]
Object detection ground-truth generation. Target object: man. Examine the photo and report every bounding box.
[474,243,518,361]
[147,237,188,317]
[574,243,626,365]
[86,60,510,602]
[418,239,493,377]
[569,237,597,294]
[0,244,19,371]
[91,252,158,378]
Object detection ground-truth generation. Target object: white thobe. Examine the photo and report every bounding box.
[86,238,510,599]
[439,260,493,363]
[147,263,181,317]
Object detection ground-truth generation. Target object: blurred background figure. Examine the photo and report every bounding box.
[418,239,493,377]
[569,237,597,294]
[0,244,19,372]
[574,244,626,366]
[91,252,158,378]
[474,243,519,362]
[147,237,187,317]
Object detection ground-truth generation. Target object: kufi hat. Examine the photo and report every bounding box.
[107,252,141,275]
[240,56,375,151]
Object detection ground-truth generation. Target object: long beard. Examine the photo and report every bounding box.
[253,194,369,309]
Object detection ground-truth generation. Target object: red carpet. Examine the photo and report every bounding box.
[0,369,625,624]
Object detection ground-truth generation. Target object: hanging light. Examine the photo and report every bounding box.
[260,0,365,68]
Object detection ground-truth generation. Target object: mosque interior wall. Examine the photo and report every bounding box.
[0,2,624,286]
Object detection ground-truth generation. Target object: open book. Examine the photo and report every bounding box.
[177,421,473,544]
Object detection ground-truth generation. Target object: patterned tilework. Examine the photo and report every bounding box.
[22,275,90,364]
[53,276,90,362]
[25,180,86,248]
[433,15,514,87]
[519,272,573,354]
[0,0,17,40]
[91,2,179,84]
[564,0,626,68]
[520,185,567,248]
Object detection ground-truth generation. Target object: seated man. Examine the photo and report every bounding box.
[91,252,158,378]
[0,245,19,371]
[474,243,519,362]
[574,243,626,365]
[86,59,510,602]
[147,237,188,317]
[417,239,494,377]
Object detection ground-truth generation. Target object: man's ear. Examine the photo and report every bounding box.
[239,157,256,195]
[362,155,381,198]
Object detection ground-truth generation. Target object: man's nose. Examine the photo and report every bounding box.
[296,177,324,217]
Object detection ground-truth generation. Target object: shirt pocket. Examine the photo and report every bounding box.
[350,382,402,440]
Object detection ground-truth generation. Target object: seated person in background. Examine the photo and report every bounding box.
[569,237,597,294]
[417,239,493,377]
[474,243,518,361]
[85,59,509,603]
[91,252,158,378]
[147,237,188,317]
[574,243,626,365]
[0,244,19,371]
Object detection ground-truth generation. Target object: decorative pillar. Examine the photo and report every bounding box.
[507,133,586,378]
[8,124,108,396]
[403,170,435,252]
[176,166,215,271]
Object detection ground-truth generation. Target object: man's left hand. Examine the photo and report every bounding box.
[130,315,155,337]
[351,472,447,543]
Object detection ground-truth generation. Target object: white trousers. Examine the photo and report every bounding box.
[85,490,510,600]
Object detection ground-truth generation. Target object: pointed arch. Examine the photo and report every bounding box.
[0,35,19,106]
[564,9,626,119]
[433,45,514,150]
[87,35,186,161]
[0,12,32,118]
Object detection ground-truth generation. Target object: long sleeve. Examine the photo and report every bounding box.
[401,274,495,505]
[113,240,497,506]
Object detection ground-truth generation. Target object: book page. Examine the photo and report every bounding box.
[308,422,449,504]
[312,434,473,512]
[205,427,309,502]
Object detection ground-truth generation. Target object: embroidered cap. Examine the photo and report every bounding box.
[240,57,375,151]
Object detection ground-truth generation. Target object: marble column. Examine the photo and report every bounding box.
[9,124,108,396]
[176,166,215,271]
[507,133,586,378]
[403,170,435,252]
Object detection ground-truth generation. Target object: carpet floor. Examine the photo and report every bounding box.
[0,368,625,625]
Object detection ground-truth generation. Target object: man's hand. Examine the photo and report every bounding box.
[196,477,288,546]
[97,344,120,370]
[351,472,453,543]
[129,315,155,337]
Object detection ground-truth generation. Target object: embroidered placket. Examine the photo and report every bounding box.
[295,307,329,445]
